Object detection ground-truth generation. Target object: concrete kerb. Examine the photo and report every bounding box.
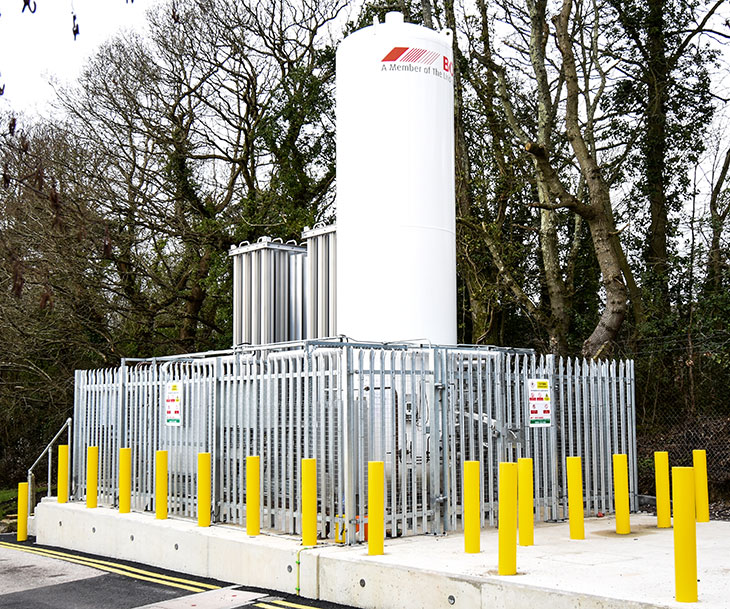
[33,500,730,609]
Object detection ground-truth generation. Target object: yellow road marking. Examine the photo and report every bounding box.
[255,604,290,609]
[0,542,209,592]
[0,541,219,590]
[272,600,318,609]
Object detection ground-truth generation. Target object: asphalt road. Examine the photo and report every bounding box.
[0,533,353,609]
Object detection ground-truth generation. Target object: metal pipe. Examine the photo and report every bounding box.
[27,417,72,474]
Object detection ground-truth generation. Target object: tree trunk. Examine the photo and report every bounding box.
[539,203,569,356]
[581,210,628,358]
[645,0,670,306]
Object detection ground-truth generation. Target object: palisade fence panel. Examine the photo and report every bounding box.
[72,343,636,543]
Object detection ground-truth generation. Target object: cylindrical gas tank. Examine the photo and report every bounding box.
[336,12,457,345]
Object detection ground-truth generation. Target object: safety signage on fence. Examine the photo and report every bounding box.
[527,378,551,427]
[165,381,183,426]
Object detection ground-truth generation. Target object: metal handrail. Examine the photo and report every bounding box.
[27,417,72,516]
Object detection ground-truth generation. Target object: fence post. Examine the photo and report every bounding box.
[212,356,222,525]
[116,359,127,512]
[546,354,560,521]
[654,451,671,528]
[430,347,443,535]
[341,346,357,545]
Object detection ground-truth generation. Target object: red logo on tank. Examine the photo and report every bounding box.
[382,47,441,65]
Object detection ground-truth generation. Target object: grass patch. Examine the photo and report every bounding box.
[0,487,18,520]
[0,485,53,520]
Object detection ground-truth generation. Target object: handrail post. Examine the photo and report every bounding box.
[26,472,34,519]
[47,450,52,498]
[26,417,73,515]
[67,418,72,501]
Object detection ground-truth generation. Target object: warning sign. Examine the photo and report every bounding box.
[527,378,551,427]
[165,381,183,427]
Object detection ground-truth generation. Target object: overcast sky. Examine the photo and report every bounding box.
[0,0,154,116]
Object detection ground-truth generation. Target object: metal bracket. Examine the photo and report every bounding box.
[504,426,524,445]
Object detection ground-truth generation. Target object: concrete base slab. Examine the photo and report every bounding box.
[35,500,730,609]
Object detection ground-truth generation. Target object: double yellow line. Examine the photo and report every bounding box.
[0,541,220,593]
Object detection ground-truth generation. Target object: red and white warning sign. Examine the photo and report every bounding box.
[165,381,183,427]
[528,378,551,427]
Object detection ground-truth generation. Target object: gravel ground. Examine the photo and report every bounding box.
[709,500,730,521]
[639,495,730,521]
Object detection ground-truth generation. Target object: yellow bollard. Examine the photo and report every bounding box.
[567,456,584,540]
[498,462,518,575]
[672,467,697,602]
[87,446,99,509]
[246,455,259,535]
[119,448,131,514]
[198,452,211,527]
[463,460,480,553]
[518,458,534,546]
[58,445,69,504]
[17,482,28,542]
[155,450,168,520]
[613,454,631,534]
[655,451,671,528]
[693,450,709,523]
[302,458,317,546]
[368,461,384,555]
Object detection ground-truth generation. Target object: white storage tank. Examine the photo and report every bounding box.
[336,12,457,345]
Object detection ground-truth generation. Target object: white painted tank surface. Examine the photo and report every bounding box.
[336,12,457,345]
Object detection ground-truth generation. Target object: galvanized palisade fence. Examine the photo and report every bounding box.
[72,341,636,544]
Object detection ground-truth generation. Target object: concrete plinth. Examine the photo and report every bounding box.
[35,500,730,609]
